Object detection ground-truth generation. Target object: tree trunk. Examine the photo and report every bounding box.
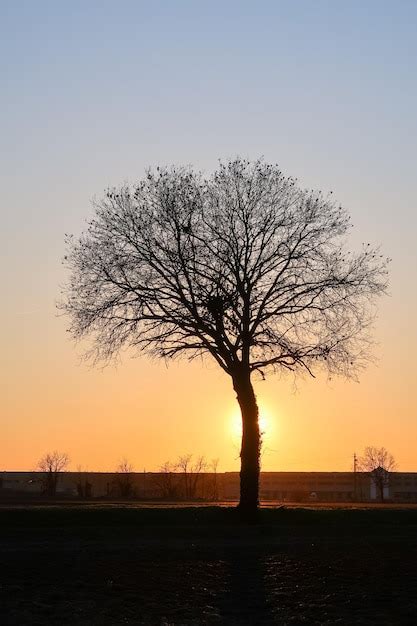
[233,368,261,517]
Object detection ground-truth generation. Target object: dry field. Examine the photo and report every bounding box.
[1,505,417,624]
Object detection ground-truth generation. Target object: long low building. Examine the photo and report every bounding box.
[2,470,417,502]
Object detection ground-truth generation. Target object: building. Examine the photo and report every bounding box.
[224,472,364,502]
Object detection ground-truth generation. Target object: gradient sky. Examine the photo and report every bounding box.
[2,1,416,472]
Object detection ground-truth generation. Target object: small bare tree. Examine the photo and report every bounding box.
[115,458,135,498]
[189,455,207,500]
[61,158,389,516]
[358,446,397,502]
[177,454,207,500]
[153,461,180,499]
[38,451,70,496]
[209,458,220,502]
[74,465,93,498]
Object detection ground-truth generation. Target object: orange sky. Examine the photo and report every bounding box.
[3,288,416,472]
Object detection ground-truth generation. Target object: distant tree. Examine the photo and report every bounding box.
[61,158,389,516]
[115,458,135,498]
[177,454,207,500]
[209,458,220,502]
[153,461,180,499]
[74,465,92,498]
[38,451,69,497]
[358,446,397,502]
[154,456,218,501]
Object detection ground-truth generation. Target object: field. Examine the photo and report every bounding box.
[1,504,417,625]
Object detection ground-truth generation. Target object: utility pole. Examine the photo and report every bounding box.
[353,452,357,501]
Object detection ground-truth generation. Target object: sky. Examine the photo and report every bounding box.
[1,1,416,472]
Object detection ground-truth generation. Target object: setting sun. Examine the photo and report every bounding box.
[230,407,274,440]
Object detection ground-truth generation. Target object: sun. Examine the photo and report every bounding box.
[230,406,273,440]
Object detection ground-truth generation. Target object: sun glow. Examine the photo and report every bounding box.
[230,406,274,440]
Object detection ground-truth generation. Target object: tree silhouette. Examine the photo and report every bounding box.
[38,451,69,496]
[74,465,93,498]
[61,158,389,516]
[177,454,207,500]
[209,458,220,502]
[153,461,180,499]
[115,458,135,498]
[358,446,396,502]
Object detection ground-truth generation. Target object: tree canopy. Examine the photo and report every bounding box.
[61,158,389,381]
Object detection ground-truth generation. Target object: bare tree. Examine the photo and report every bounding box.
[38,451,70,496]
[61,158,389,516]
[153,461,180,499]
[209,458,220,502]
[358,446,397,502]
[189,455,207,500]
[177,454,207,500]
[74,465,93,498]
[177,454,192,500]
[115,458,135,498]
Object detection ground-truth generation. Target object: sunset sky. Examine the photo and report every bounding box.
[2,1,416,472]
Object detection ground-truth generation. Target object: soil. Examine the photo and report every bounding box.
[1,505,416,625]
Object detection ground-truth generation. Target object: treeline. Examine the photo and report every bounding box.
[153,455,219,501]
[35,451,220,500]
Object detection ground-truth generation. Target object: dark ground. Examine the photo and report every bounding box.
[1,505,417,625]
